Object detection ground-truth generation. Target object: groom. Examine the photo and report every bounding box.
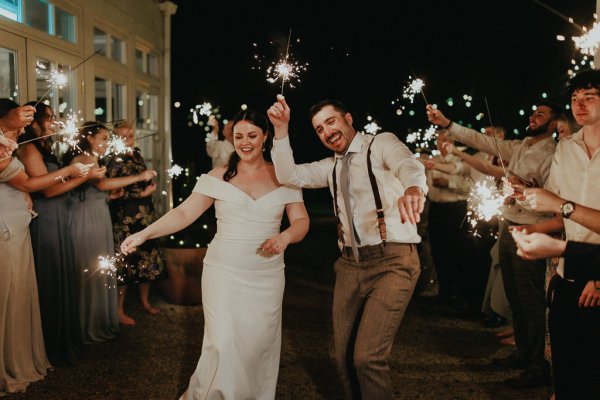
[268,96,427,398]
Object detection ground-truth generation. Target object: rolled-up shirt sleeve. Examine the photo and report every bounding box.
[378,133,428,195]
[270,135,333,189]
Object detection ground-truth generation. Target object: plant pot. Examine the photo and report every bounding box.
[158,247,206,305]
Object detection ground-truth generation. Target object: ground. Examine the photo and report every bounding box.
[12,218,553,400]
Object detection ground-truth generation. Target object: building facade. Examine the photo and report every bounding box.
[0,0,176,212]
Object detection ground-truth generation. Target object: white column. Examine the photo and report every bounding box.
[159,1,178,211]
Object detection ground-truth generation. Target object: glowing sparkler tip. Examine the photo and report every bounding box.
[167,164,183,178]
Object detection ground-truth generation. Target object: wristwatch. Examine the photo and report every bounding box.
[560,201,576,219]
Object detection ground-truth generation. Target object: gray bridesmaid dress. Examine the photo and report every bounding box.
[30,160,82,365]
[69,183,119,343]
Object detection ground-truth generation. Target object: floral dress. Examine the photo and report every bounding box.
[105,148,167,285]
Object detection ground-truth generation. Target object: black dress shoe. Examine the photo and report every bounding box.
[503,369,552,389]
[491,353,528,369]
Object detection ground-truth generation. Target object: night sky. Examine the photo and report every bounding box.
[169,0,596,175]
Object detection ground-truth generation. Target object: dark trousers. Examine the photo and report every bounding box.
[428,201,470,302]
[548,275,600,399]
[333,243,420,400]
[498,222,549,375]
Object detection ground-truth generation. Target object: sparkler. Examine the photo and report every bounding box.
[33,49,102,108]
[363,116,381,135]
[466,179,506,236]
[484,98,509,179]
[93,254,127,287]
[191,102,215,125]
[405,124,437,151]
[573,20,600,55]
[266,30,308,95]
[167,164,183,178]
[402,76,427,104]
[406,62,429,105]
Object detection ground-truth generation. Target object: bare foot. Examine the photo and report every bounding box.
[119,313,136,326]
[499,335,515,346]
[141,305,161,315]
[496,329,513,338]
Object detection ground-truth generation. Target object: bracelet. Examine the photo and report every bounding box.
[441,120,453,130]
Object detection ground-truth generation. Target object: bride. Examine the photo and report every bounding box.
[121,109,309,399]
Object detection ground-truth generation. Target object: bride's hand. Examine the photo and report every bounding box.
[121,233,147,255]
[260,232,290,255]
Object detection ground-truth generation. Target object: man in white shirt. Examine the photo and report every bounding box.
[427,101,562,389]
[206,115,234,168]
[517,69,600,398]
[268,96,426,399]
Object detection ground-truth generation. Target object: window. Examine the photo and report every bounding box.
[0,0,20,21]
[54,6,75,43]
[95,77,126,123]
[135,49,144,73]
[0,47,18,101]
[148,53,158,76]
[35,57,76,118]
[24,0,49,33]
[111,82,125,121]
[94,28,107,56]
[95,28,126,63]
[13,0,77,43]
[111,36,125,64]
[135,48,159,77]
[136,91,158,131]
[135,91,158,169]
[94,77,107,122]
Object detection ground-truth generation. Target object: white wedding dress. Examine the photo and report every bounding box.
[180,174,303,400]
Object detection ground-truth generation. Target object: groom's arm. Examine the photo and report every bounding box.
[271,135,332,189]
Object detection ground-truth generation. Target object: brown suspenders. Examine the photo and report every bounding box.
[332,136,387,247]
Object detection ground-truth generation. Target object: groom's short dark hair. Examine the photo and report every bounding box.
[308,99,349,120]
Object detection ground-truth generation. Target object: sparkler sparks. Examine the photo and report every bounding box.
[403,77,426,104]
[405,124,437,151]
[263,30,308,94]
[167,164,183,178]
[466,179,506,237]
[106,136,132,157]
[573,20,600,55]
[363,121,382,135]
[266,57,308,93]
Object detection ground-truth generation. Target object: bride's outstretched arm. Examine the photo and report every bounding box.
[121,192,214,254]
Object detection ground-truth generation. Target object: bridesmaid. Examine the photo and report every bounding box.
[18,102,105,365]
[105,121,167,326]
[0,99,89,395]
[62,122,156,343]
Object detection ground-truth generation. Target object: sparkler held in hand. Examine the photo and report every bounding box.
[265,29,308,95]
[33,49,102,108]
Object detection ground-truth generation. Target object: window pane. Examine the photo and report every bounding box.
[55,6,76,43]
[0,47,18,101]
[136,91,158,131]
[35,58,76,118]
[95,77,107,122]
[111,36,125,63]
[111,82,125,121]
[148,53,158,76]
[135,49,145,73]
[94,28,107,56]
[24,0,49,33]
[0,0,20,21]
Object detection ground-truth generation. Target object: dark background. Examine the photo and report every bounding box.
[169,0,595,212]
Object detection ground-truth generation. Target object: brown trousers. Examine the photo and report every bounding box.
[333,243,420,399]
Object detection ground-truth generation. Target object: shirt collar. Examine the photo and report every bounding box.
[335,132,365,159]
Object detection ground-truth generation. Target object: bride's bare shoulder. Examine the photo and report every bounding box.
[207,166,227,180]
